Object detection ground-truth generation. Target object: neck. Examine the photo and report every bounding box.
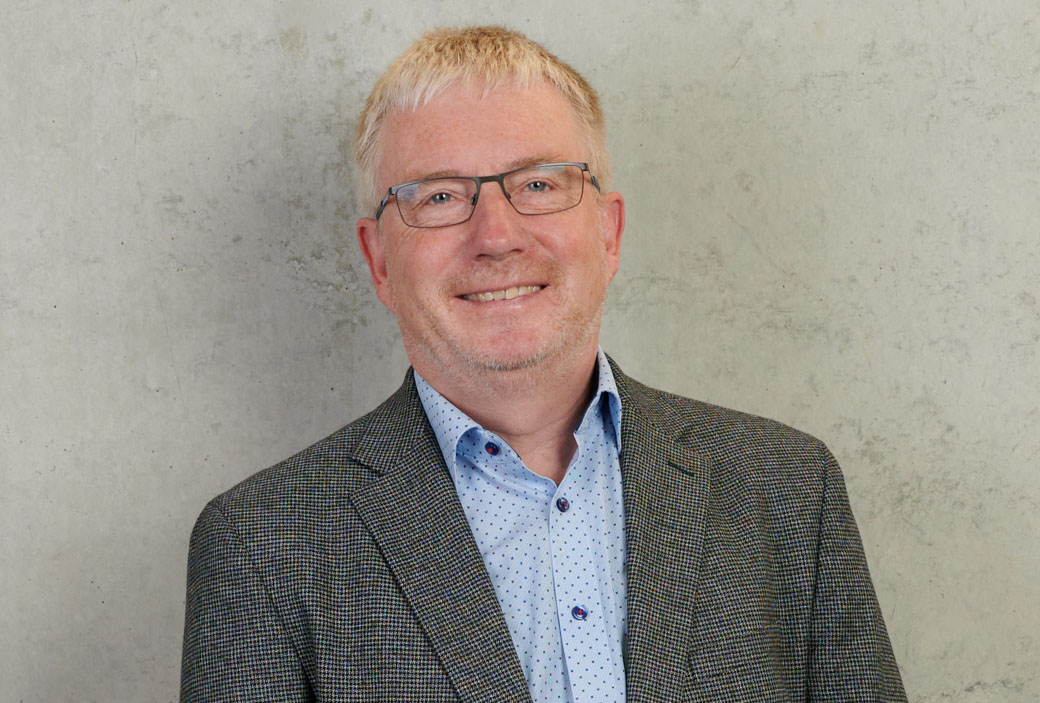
[415,346,601,485]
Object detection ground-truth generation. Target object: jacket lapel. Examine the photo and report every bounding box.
[349,372,531,703]
[614,366,713,703]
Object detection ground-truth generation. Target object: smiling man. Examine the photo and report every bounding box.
[181,26,906,703]
[356,77,623,486]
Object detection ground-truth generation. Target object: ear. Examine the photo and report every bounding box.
[357,217,395,313]
[598,191,625,279]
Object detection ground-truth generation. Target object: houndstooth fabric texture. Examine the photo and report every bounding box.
[181,358,906,702]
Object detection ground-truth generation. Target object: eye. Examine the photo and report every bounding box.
[410,179,471,207]
[524,180,550,193]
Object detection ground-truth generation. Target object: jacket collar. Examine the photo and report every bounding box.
[348,370,532,702]
[611,357,712,702]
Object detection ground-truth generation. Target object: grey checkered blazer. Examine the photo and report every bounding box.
[182,359,906,702]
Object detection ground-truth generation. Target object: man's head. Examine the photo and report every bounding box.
[355,27,624,390]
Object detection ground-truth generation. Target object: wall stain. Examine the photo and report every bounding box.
[279,27,306,59]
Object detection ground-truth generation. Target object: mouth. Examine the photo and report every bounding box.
[460,285,544,302]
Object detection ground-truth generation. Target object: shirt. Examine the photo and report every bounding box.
[414,350,627,703]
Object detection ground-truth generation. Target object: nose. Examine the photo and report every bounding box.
[466,180,526,258]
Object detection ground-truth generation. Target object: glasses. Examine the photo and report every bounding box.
[375,162,600,228]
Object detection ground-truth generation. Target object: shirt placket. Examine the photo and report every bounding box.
[548,434,621,703]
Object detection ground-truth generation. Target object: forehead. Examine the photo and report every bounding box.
[377,80,586,186]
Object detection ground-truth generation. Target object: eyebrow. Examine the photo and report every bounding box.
[401,154,569,184]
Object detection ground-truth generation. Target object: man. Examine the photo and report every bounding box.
[181,26,906,702]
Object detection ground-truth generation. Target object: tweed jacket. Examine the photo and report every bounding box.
[181,361,906,702]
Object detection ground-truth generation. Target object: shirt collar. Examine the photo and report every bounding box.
[415,348,623,479]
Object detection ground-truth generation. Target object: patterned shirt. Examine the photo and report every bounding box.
[414,350,627,703]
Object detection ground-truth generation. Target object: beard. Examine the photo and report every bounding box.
[394,254,609,385]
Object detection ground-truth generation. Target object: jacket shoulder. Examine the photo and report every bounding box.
[622,374,829,459]
[618,372,840,511]
[203,381,413,528]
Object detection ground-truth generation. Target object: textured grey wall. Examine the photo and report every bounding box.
[2,1,1037,701]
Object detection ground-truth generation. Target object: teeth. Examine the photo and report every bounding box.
[463,285,543,302]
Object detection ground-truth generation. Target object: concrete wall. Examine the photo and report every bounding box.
[3,1,1037,700]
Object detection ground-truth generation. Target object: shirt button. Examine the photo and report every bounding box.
[484,442,500,456]
[571,605,588,620]
[556,497,570,512]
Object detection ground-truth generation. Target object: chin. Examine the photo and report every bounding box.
[456,331,578,375]
[459,345,551,373]
[470,352,546,373]
[418,332,557,377]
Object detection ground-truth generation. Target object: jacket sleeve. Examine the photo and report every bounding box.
[181,500,311,702]
[807,446,907,702]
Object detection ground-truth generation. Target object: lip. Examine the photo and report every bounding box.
[457,281,546,295]
[457,283,547,302]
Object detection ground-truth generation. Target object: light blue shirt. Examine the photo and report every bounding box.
[415,350,627,703]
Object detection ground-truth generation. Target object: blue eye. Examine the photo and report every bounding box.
[525,180,549,192]
[430,192,453,204]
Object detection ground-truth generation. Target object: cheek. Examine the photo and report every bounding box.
[381,246,416,311]
[385,243,441,307]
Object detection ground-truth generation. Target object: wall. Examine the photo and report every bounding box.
[2,1,1037,700]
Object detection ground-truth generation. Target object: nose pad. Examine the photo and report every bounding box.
[470,178,512,210]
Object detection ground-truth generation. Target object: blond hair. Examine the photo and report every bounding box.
[354,26,610,215]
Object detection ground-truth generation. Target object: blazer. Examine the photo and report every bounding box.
[181,360,906,702]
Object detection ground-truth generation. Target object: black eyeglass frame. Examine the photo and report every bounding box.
[374,161,601,227]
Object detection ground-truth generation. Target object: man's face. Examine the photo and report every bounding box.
[357,80,624,383]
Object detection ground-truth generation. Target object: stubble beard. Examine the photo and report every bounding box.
[397,258,609,392]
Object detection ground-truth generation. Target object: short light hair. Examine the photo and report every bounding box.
[354,26,611,216]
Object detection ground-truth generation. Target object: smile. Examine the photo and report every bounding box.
[461,285,544,302]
